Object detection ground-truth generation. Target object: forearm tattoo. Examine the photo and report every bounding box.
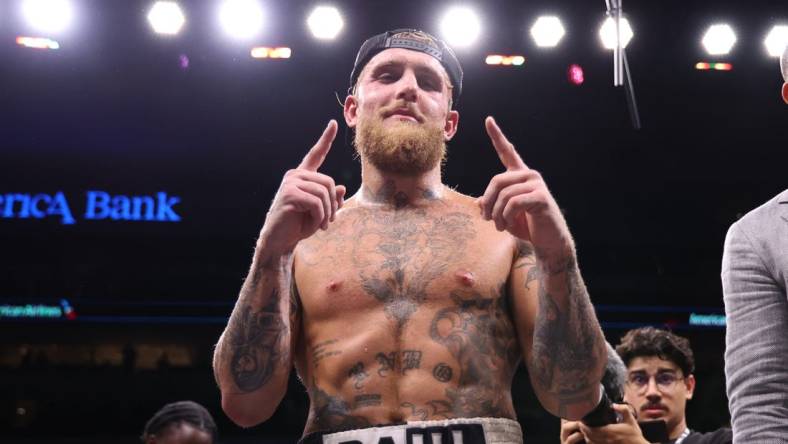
[219,255,292,393]
[528,253,604,416]
[226,291,287,392]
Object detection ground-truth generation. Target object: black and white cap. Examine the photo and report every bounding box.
[348,29,463,106]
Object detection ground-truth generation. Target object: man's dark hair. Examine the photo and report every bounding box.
[141,400,217,442]
[615,327,695,376]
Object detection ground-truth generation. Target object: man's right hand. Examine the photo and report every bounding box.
[259,120,347,255]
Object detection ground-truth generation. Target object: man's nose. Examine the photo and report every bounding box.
[645,378,662,398]
[395,71,418,102]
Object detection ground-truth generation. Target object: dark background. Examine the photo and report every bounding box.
[1,0,785,441]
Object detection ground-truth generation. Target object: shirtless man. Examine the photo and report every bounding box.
[213,29,607,443]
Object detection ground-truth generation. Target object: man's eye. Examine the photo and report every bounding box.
[419,79,440,91]
[631,375,648,385]
[656,374,676,385]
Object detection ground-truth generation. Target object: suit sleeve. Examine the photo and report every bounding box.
[721,222,788,443]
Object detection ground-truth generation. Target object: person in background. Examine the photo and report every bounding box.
[141,400,218,444]
[561,327,732,444]
[722,185,788,440]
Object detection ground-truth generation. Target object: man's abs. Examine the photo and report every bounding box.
[295,306,520,434]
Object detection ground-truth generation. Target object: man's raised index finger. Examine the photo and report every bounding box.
[485,116,527,170]
[299,120,338,171]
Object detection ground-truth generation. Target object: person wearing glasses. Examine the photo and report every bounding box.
[560,327,732,444]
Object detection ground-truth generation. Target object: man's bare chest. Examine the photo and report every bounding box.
[295,207,513,329]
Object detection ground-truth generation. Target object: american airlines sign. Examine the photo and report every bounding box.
[0,191,182,225]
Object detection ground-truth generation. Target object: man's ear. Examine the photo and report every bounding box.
[782,83,788,104]
[685,374,696,400]
[344,95,358,128]
[444,110,460,141]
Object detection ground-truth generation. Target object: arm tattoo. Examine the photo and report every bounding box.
[513,240,539,289]
[529,257,603,416]
[226,290,287,392]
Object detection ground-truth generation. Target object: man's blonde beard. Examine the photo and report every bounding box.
[354,114,447,176]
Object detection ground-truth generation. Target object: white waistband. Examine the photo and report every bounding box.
[320,417,523,444]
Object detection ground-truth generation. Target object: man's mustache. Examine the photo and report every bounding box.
[379,101,425,122]
[641,403,667,412]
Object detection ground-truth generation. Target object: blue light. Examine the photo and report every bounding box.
[689,313,726,327]
[84,191,181,222]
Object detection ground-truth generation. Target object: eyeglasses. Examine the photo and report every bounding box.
[626,372,684,393]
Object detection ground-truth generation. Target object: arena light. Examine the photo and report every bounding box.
[147,1,185,36]
[219,0,264,40]
[16,36,60,49]
[485,55,525,66]
[599,17,633,50]
[695,62,733,71]
[764,25,788,57]
[439,6,481,48]
[702,24,736,56]
[21,0,74,34]
[251,46,291,59]
[307,6,343,40]
[530,16,565,48]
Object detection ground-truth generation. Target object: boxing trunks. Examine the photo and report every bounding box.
[298,417,523,444]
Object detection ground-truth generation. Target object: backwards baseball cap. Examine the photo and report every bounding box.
[348,29,463,106]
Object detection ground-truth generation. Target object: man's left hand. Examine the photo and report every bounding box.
[477,116,574,260]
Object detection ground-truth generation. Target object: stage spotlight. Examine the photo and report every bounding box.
[702,24,736,55]
[439,6,481,48]
[219,0,264,40]
[764,25,788,57]
[530,16,565,48]
[147,2,185,36]
[599,16,633,50]
[307,6,343,40]
[21,0,73,34]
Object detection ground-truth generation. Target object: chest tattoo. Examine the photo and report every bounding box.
[352,209,476,328]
